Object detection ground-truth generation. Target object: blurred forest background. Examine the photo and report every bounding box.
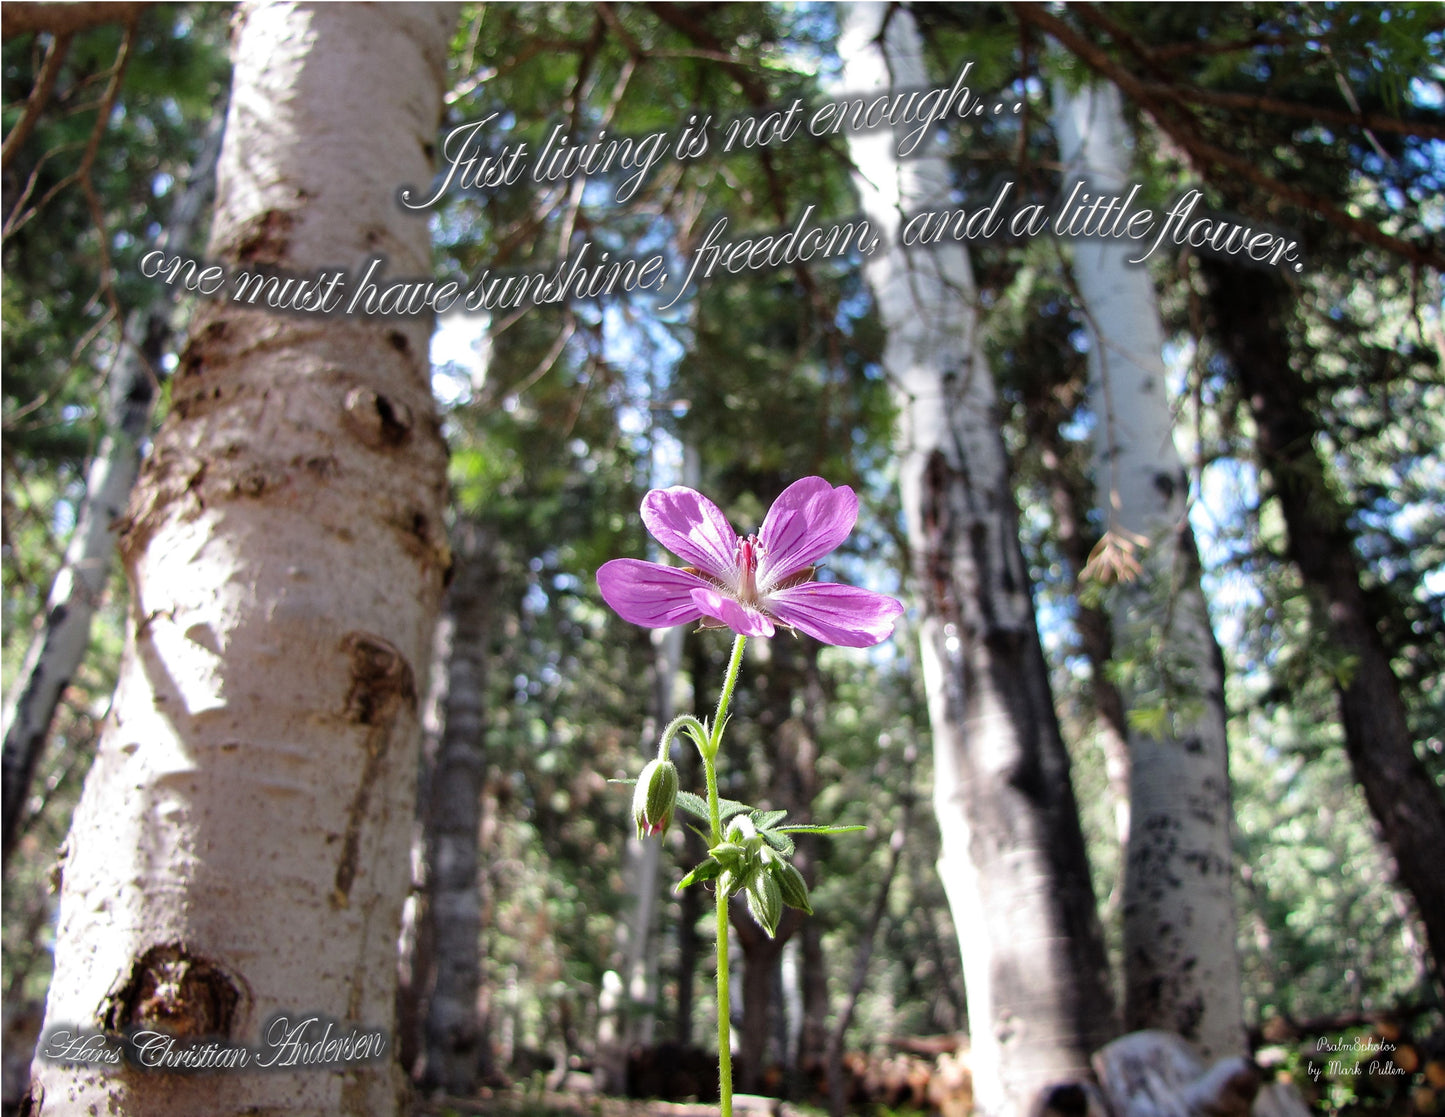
[3,3,1443,1117]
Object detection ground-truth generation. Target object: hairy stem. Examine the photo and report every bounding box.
[703,633,746,1117]
[716,881,734,1117]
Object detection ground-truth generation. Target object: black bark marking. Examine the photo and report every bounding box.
[233,208,295,266]
[232,466,275,498]
[386,329,410,355]
[1037,1082,1090,1117]
[332,633,414,907]
[331,724,389,910]
[100,943,244,1039]
[177,319,229,380]
[341,632,415,727]
[342,385,413,448]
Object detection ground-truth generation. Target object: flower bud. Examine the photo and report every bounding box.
[725,816,757,845]
[746,870,783,938]
[632,758,679,839]
[773,860,812,915]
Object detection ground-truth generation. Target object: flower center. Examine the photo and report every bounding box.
[736,535,762,604]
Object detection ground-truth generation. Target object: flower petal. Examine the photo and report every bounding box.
[689,587,776,639]
[641,486,740,581]
[757,477,859,586]
[597,559,710,628]
[767,582,904,647]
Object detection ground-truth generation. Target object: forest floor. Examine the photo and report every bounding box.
[414,1087,818,1117]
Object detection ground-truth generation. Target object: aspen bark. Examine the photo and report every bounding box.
[840,7,1116,1115]
[1053,79,1246,1057]
[30,5,456,1115]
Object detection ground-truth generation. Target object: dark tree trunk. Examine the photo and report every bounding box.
[731,914,789,1094]
[728,636,822,1094]
[1017,346,1132,853]
[1203,259,1445,987]
[675,697,705,1048]
[420,520,499,1094]
[797,920,829,1081]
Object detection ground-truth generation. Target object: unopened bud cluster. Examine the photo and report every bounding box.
[680,814,812,938]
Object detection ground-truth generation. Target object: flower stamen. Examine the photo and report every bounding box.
[736,535,762,605]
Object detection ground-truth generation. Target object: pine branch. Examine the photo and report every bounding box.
[1014,2,1445,272]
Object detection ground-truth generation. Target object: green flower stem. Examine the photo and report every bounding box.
[703,634,745,1117]
[657,714,709,763]
[711,634,748,757]
[715,877,734,1117]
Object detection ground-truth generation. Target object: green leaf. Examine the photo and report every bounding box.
[774,824,867,836]
[749,809,788,830]
[675,790,711,822]
[676,790,755,824]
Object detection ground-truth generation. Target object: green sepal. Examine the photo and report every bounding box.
[677,857,723,890]
[710,841,749,865]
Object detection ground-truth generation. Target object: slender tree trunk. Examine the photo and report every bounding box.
[29,6,456,1116]
[1054,79,1246,1057]
[598,622,686,1093]
[796,891,829,1078]
[732,917,789,1094]
[674,636,709,1049]
[840,7,1116,1115]
[827,820,906,1117]
[1201,257,1445,989]
[1,111,224,867]
[1016,355,1132,856]
[420,521,499,1094]
[730,638,818,1094]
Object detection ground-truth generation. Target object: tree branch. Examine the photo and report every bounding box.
[1,29,72,170]
[1137,82,1445,142]
[2,2,149,40]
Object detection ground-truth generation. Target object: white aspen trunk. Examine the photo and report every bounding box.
[840,8,1116,1117]
[1,113,224,866]
[30,5,456,1116]
[1052,79,1246,1059]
